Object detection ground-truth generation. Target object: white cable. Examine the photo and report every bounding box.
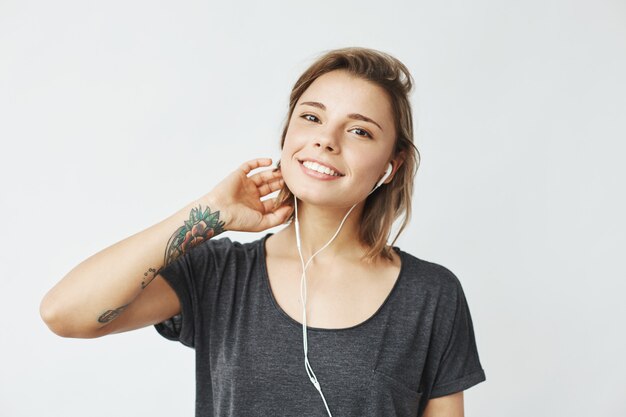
[296,197,354,417]
[294,170,388,416]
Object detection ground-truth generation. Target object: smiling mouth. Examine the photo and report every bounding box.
[298,159,345,177]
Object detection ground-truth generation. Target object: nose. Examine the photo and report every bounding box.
[313,128,340,153]
[314,140,336,152]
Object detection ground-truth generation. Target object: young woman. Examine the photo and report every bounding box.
[41,47,486,417]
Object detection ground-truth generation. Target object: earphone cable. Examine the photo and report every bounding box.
[292,174,386,417]
[294,197,359,417]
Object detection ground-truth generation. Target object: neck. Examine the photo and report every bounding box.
[288,198,368,262]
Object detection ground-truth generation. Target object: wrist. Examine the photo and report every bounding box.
[196,193,231,232]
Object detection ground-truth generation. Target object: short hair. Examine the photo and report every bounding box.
[276,46,420,262]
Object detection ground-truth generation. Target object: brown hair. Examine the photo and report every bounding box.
[276,47,420,262]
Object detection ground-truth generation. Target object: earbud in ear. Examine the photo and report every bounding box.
[375,163,393,189]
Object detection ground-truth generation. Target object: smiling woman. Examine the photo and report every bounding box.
[275,51,419,262]
[40,46,486,417]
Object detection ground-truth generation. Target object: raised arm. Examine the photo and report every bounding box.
[40,158,292,338]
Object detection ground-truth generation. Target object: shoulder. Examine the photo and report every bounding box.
[395,249,465,303]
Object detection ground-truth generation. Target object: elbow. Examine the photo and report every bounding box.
[39,293,101,339]
[39,293,73,337]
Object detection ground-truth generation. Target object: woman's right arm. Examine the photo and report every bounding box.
[39,158,292,338]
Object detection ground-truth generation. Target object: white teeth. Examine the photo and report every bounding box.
[302,160,340,176]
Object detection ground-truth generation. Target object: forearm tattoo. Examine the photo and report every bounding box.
[162,204,225,268]
[144,204,225,289]
[98,205,224,324]
[98,303,129,323]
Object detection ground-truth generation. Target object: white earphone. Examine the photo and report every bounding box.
[373,162,393,191]
[293,161,394,417]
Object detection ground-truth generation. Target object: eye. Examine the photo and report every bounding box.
[350,127,373,139]
[301,114,373,139]
[301,114,320,123]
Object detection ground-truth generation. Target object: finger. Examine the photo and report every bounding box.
[261,198,278,213]
[249,167,282,186]
[255,204,294,231]
[239,158,273,175]
[258,178,284,197]
[261,197,292,213]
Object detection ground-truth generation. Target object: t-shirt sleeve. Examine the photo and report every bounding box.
[153,237,232,348]
[429,275,486,398]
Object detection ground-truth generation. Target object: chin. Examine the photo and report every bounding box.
[285,180,360,209]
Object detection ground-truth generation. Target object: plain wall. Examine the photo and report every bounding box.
[1,0,624,416]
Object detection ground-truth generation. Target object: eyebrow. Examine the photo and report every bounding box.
[299,101,384,133]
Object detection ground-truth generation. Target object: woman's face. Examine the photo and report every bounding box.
[281,69,400,208]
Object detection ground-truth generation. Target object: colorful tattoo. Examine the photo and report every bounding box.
[163,205,225,266]
[97,205,225,325]
[142,205,224,290]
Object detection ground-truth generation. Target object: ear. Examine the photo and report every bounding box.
[384,151,406,184]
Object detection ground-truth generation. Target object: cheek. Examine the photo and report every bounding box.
[280,141,296,168]
[345,148,385,180]
[279,140,299,184]
[280,126,305,163]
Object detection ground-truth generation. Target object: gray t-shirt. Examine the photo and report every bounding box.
[155,234,486,416]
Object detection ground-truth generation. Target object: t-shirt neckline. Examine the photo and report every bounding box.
[259,233,406,333]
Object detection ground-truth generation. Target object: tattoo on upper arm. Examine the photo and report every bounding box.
[98,303,130,323]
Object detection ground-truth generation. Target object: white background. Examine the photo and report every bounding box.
[1,1,625,416]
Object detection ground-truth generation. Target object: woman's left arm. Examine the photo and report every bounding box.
[422,391,464,417]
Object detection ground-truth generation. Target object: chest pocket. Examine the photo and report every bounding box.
[364,369,422,417]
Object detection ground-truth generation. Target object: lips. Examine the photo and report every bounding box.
[297,158,345,176]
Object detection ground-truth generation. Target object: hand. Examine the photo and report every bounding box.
[201,158,293,232]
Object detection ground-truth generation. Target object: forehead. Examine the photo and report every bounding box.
[297,70,394,131]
